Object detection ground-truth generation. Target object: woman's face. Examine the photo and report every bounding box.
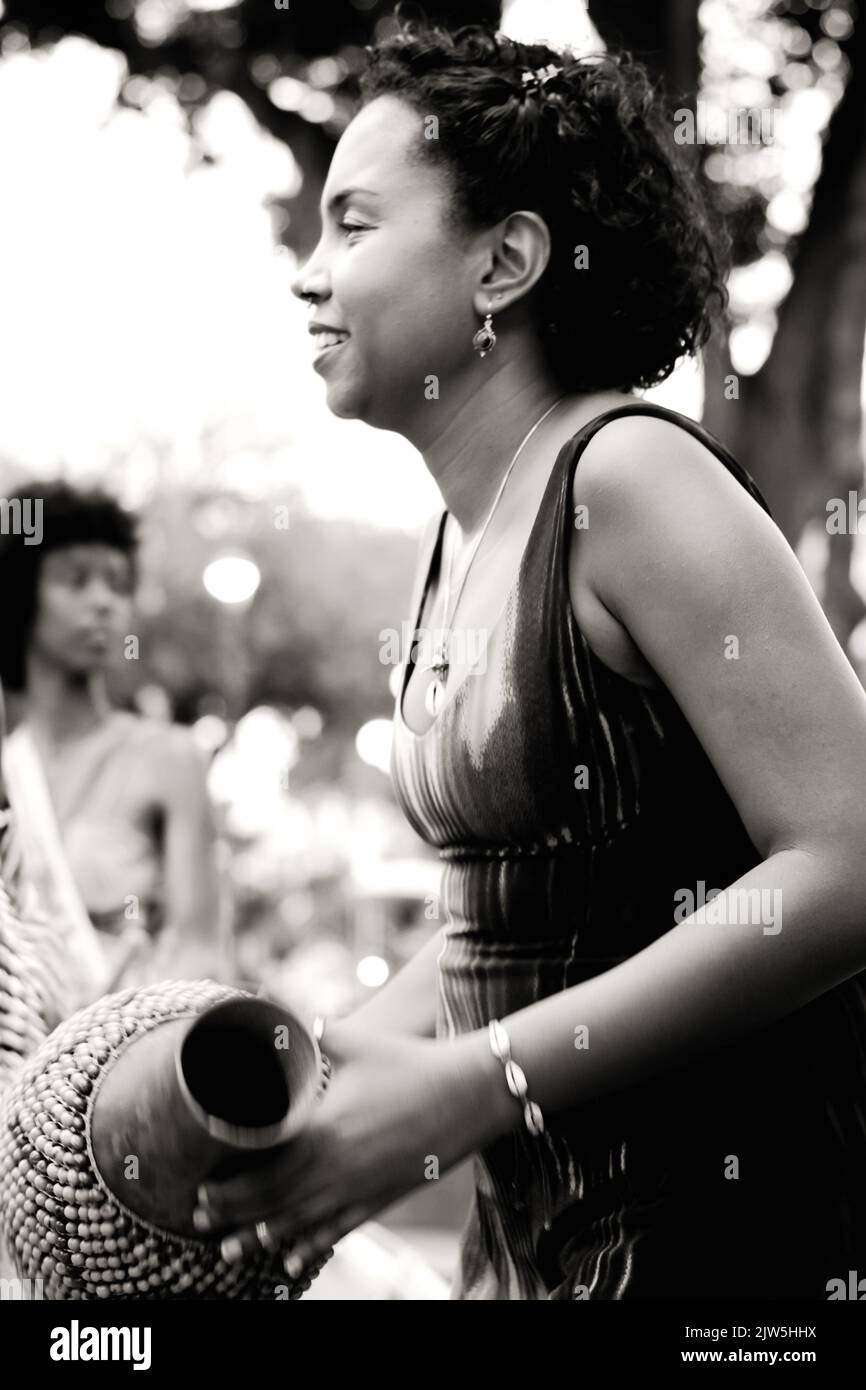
[30,544,134,678]
[292,95,481,431]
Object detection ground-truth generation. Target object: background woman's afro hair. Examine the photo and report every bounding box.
[0,481,138,692]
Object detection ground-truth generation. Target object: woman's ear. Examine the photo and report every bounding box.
[475,209,552,315]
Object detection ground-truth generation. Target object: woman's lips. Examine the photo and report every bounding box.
[312,333,349,367]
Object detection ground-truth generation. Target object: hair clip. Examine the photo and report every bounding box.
[520,63,562,91]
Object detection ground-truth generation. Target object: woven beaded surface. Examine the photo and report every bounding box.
[0,879,63,1091]
[0,978,332,1299]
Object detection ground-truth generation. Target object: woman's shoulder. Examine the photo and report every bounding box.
[568,405,767,516]
[567,408,773,573]
[573,406,719,486]
[565,406,779,685]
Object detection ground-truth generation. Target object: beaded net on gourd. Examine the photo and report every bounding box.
[0,798,331,1301]
[0,807,63,1092]
[0,978,331,1299]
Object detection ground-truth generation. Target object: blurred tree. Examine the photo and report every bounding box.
[587,0,866,649]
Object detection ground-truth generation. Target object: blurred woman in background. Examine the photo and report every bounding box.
[0,481,226,1014]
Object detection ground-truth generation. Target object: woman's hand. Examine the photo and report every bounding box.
[193,1022,515,1277]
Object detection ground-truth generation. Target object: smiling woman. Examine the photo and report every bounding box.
[194,17,866,1302]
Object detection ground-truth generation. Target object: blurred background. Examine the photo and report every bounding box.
[0,0,864,1294]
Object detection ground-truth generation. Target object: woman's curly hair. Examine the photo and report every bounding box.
[0,481,138,693]
[358,18,729,393]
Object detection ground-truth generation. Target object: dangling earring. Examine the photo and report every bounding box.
[472,301,497,358]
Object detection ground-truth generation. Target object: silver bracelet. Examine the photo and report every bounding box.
[488,1018,545,1137]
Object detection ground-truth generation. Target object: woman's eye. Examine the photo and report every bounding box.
[338,219,369,238]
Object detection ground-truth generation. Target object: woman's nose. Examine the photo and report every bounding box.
[291,245,329,303]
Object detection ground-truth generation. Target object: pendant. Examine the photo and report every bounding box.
[424,660,449,718]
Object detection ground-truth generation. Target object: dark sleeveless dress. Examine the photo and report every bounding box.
[390,401,866,1301]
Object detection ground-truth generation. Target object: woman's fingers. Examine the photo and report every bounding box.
[219,1195,366,1273]
[282,1206,371,1279]
[195,1182,302,1236]
[194,1146,316,1233]
[218,1210,298,1265]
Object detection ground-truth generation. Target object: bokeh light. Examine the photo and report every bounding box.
[356,955,390,988]
[355,719,393,776]
[202,555,262,604]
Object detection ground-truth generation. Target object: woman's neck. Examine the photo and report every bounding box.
[23,656,113,747]
[410,351,576,536]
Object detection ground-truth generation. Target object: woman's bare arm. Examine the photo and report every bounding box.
[457,414,866,1139]
[335,926,442,1037]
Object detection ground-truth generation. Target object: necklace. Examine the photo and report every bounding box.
[422,394,567,718]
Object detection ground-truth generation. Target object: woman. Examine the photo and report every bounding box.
[0,482,226,1014]
[195,22,866,1299]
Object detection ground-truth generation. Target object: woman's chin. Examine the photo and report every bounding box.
[327,397,359,420]
[323,381,367,421]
